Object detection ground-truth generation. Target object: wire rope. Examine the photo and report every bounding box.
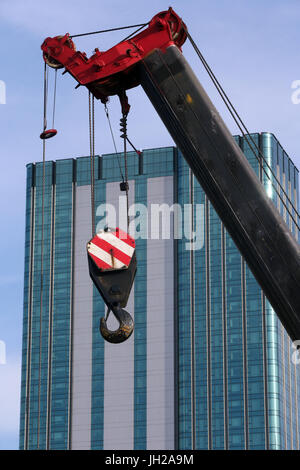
[186,29,300,233]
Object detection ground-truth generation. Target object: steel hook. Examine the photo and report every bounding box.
[100,303,134,344]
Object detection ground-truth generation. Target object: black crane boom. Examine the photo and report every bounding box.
[138,45,300,342]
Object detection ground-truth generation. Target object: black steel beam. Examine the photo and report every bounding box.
[138,45,300,342]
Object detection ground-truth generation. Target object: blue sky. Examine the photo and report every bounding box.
[1,0,300,450]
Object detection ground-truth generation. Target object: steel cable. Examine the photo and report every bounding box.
[37,62,48,449]
[186,29,300,233]
[70,22,148,39]
[89,92,96,235]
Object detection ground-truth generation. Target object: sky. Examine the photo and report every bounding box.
[1,0,300,450]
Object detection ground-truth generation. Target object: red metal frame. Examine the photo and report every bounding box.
[41,8,187,102]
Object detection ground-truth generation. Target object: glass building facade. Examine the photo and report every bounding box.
[20,133,300,449]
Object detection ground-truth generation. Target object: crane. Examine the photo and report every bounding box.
[40,8,300,344]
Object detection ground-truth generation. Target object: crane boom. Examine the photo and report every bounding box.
[41,8,300,341]
[137,44,300,341]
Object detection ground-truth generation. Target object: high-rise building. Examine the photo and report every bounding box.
[19,133,300,450]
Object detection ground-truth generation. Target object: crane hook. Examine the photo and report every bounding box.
[100,304,134,344]
[87,228,137,345]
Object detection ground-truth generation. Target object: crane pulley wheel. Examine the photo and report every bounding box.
[43,35,76,69]
[149,8,187,47]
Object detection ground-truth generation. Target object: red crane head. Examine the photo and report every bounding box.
[41,8,187,102]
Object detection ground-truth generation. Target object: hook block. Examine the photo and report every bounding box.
[87,227,137,309]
